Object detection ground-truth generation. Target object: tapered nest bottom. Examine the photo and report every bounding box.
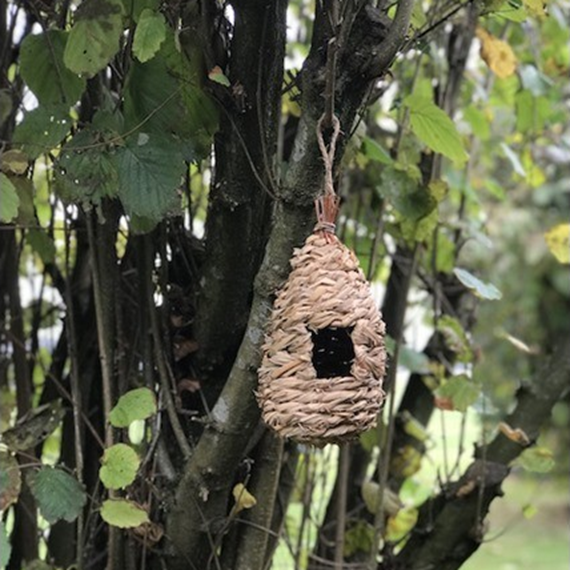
[258,374,384,447]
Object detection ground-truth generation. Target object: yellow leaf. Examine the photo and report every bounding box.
[476,27,517,79]
[361,481,403,516]
[232,483,257,514]
[498,422,531,446]
[386,507,418,542]
[389,445,422,478]
[544,224,570,264]
[523,0,547,18]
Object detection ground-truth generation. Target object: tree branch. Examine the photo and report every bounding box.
[395,339,570,570]
[363,0,414,78]
[166,1,416,566]
[232,432,284,570]
[192,0,286,394]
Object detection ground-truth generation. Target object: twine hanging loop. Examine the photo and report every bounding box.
[314,114,341,236]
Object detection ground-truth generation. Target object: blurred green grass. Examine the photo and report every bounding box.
[423,410,569,570]
[462,474,569,570]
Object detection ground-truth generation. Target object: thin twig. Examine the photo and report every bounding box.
[86,211,121,570]
[322,0,339,128]
[367,200,386,282]
[5,327,105,448]
[85,214,114,449]
[64,207,85,568]
[370,246,420,567]
[255,4,279,197]
[219,104,277,199]
[143,236,192,460]
[334,444,351,569]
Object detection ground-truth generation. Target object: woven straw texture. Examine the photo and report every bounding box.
[257,231,387,446]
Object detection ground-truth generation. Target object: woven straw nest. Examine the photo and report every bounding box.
[257,231,387,446]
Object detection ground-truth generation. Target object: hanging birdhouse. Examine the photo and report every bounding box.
[257,191,387,446]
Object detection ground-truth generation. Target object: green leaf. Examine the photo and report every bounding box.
[378,167,436,222]
[27,467,87,523]
[0,450,21,511]
[114,132,185,222]
[361,481,402,516]
[401,411,430,443]
[400,347,431,374]
[404,94,468,163]
[519,65,552,96]
[400,477,433,507]
[436,315,474,363]
[1,400,65,451]
[488,1,527,22]
[343,521,374,558]
[500,143,526,177]
[359,425,381,453]
[55,128,119,206]
[454,267,503,300]
[129,215,160,234]
[99,443,140,490]
[109,387,157,427]
[13,105,72,160]
[100,498,149,528]
[132,9,166,63]
[463,106,490,141]
[435,375,481,413]
[515,90,550,134]
[20,30,86,105]
[124,40,217,159]
[410,0,427,29]
[362,136,393,165]
[485,179,506,201]
[400,208,438,244]
[0,520,11,568]
[431,231,455,273]
[161,34,219,157]
[64,0,124,78]
[1,149,29,175]
[0,173,19,222]
[26,229,56,265]
[428,180,449,202]
[515,447,555,473]
[208,66,231,87]
[123,55,192,157]
[121,0,159,22]
[544,224,570,264]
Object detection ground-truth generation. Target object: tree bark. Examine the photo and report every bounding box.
[193,0,286,398]
[1,229,39,569]
[166,2,414,567]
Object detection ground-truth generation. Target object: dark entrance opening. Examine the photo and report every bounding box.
[311,326,355,378]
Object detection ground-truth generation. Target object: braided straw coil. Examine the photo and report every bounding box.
[257,231,387,446]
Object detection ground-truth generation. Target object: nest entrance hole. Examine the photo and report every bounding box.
[310,326,355,378]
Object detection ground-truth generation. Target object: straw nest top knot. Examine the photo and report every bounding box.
[257,231,387,446]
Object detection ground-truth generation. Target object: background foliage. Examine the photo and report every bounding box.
[1,0,569,569]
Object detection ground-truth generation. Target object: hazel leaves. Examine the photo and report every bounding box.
[403,95,468,164]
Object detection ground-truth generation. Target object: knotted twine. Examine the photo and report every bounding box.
[314,115,341,238]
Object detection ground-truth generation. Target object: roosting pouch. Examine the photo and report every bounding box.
[257,121,387,446]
